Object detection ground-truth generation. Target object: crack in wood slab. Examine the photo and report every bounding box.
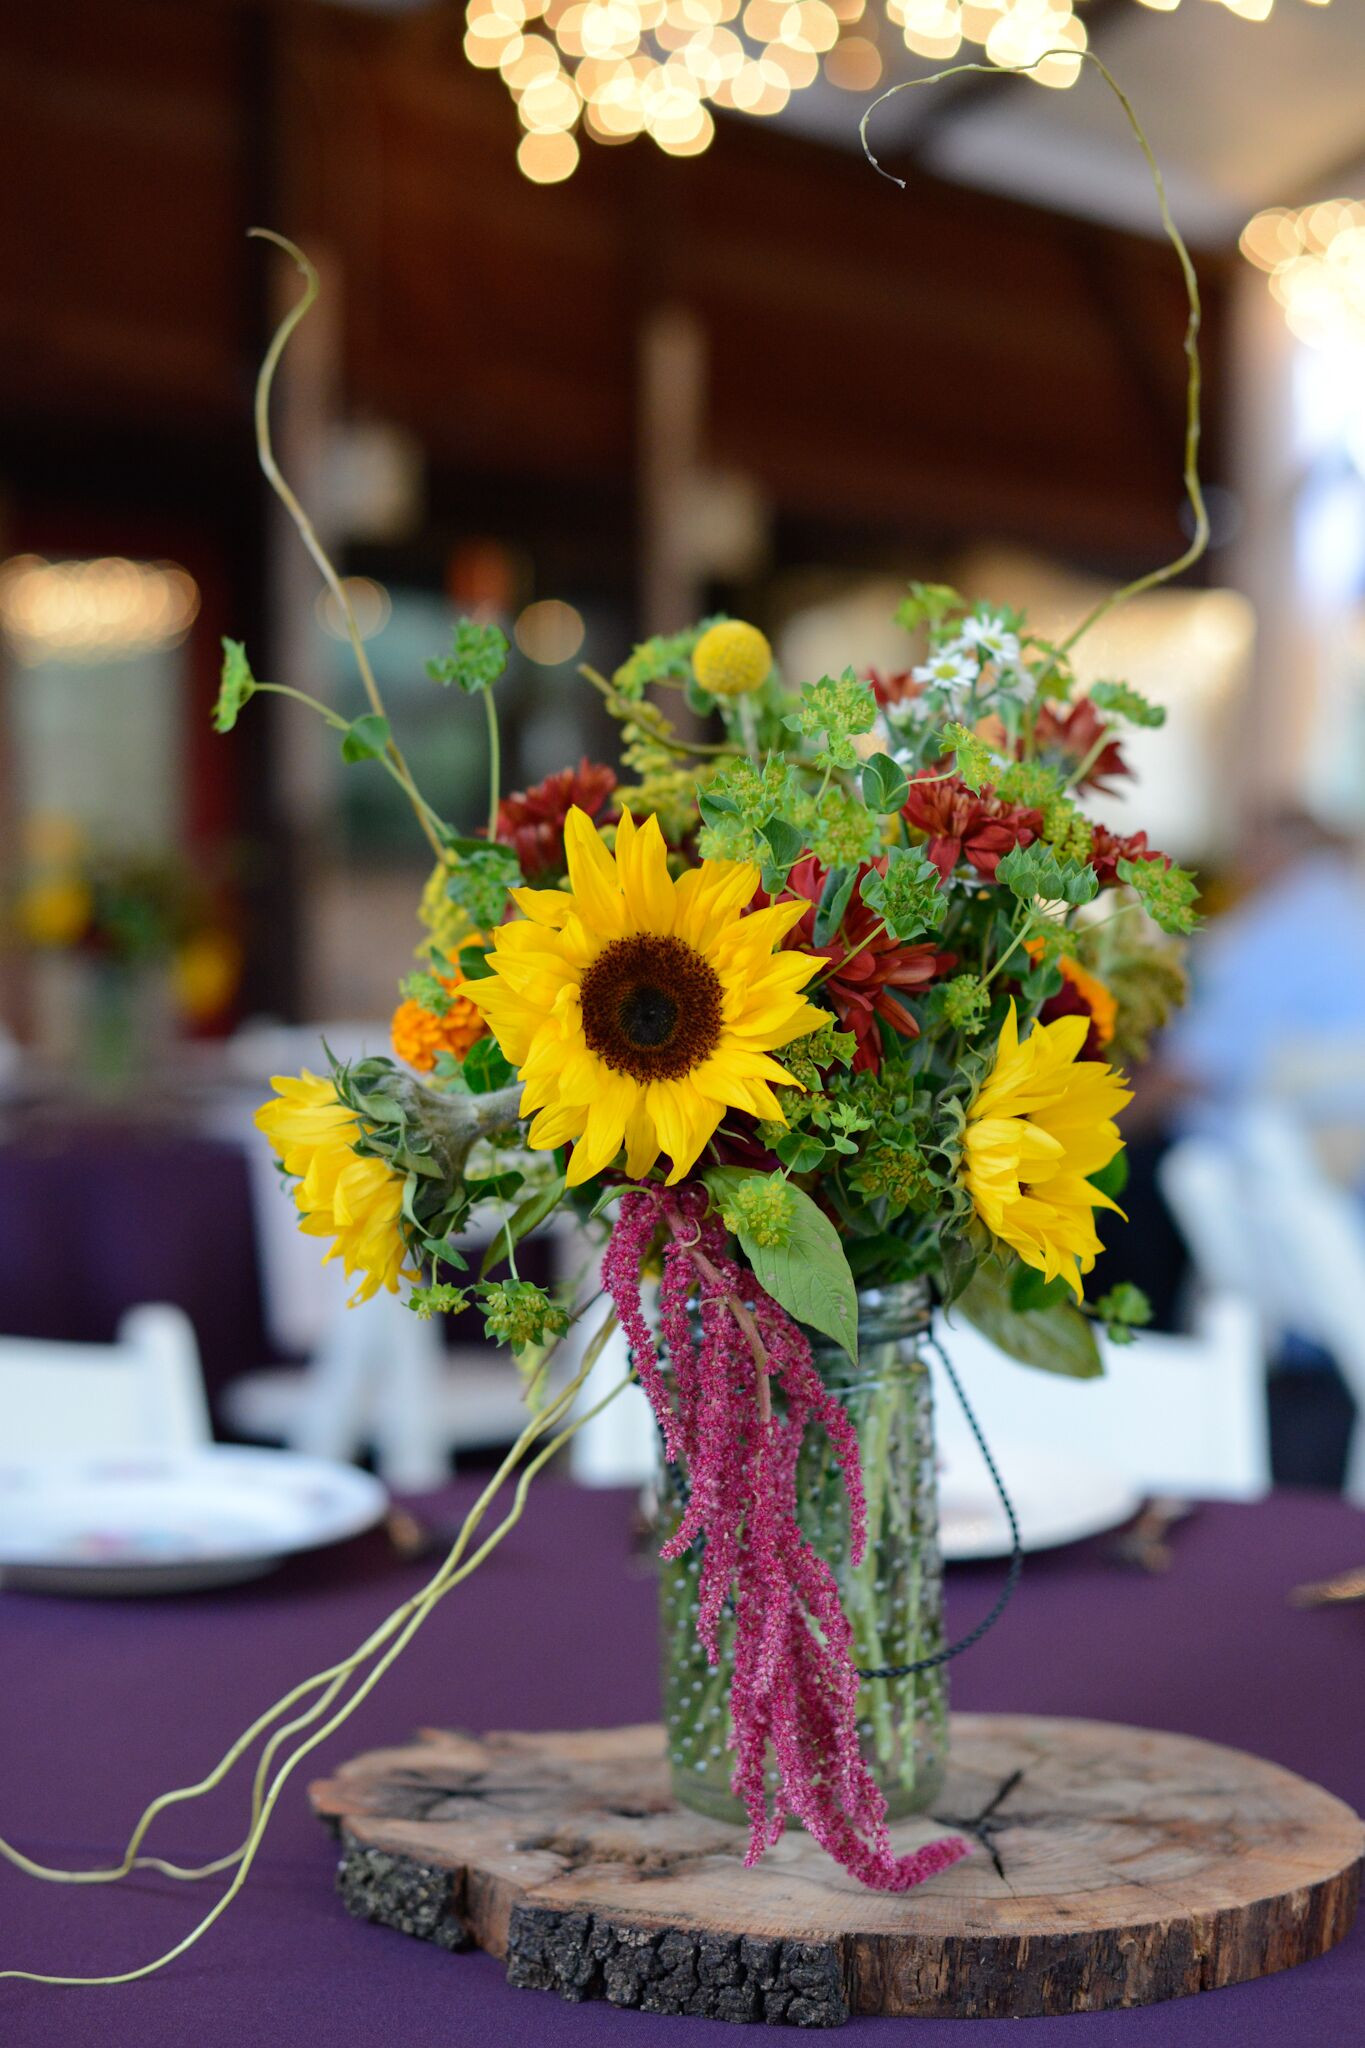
[310,1716,1365,2026]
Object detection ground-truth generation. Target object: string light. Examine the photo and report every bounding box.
[1241,198,1365,351]
[478,0,1334,180]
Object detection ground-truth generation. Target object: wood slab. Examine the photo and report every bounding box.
[309,1716,1363,2026]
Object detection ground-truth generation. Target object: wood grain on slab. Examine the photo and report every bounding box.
[309,1715,1364,2025]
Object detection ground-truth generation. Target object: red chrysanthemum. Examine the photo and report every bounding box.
[776,856,954,1074]
[1031,699,1130,795]
[902,774,1044,883]
[1089,823,1168,888]
[866,668,924,711]
[495,759,617,884]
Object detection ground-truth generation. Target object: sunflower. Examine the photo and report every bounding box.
[255,1073,415,1303]
[961,1001,1131,1300]
[466,806,829,1187]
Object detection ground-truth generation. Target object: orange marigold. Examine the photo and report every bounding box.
[391,975,488,1073]
[1025,938,1118,1059]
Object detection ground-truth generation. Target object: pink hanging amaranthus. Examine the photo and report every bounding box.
[603,1183,969,1892]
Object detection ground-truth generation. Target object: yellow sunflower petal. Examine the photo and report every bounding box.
[615,809,676,936]
[564,804,626,937]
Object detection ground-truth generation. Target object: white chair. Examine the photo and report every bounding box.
[565,1280,656,1488]
[0,1305,211,1459]
[564,1279,1271,1504]
[1162,1110,1365,1506]
[931,1293,1269,1503]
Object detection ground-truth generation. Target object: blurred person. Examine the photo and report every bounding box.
[1158,807,1365,1488]
[1163,808,1365,1142]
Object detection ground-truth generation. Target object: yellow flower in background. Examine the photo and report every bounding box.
[15,875,93,948]
[255,1073,415,1303]
[962,1001,1131,1301]
[692,619,772,698]
[172,931,242,1023]
[417,853,477,961]
[466,806,829,1187]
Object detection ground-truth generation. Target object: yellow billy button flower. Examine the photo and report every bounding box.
[962,1000,1132,1302]
[255,1073,417,1304]
[464,806,830,1188]
[692,619,772,698]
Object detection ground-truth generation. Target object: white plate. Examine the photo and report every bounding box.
[0,1447,389,1595]
[938,1444,1141,1561]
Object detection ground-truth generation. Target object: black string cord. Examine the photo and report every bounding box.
[654,1326,1023,1682]
[852,1329,1022,1681]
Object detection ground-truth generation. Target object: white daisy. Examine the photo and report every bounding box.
[911,642,978,695]
[961,613,1020,665]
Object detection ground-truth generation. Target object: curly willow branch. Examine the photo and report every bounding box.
[247,227,444,860]
[0,1311,625,1987]
[861,50,1209,655]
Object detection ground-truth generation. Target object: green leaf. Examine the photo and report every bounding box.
[781,670,876,770]
[1094,1281,1153,1333]
[942,721,997,795]
[1088,1148,1129,1203]
[341,712,391,763]
[481,1175,568,1277]
[460,1037,515,1094]
[457,945,494,981]
[759,815,805,875]
[698,790,741,830]
[408,1282,471,1322]
[861,753,910,814]
[1009,1263,1073,1313]
[894,581,962,632]
[860,844,946,939]
[614,619,720,700]
[1116,856,1201,936]
[956,1256,1103,1377]
[421,1236,469,1273]
[739,1184,859,1363]
[1089,679,1166,729]
[939,1225,983,1308]
[214,638,256,733]
[996,841,1098,907]
[774,1131,827,1173]
[813,865,858,946]
[425,619,510,695]
[444,839,523,930]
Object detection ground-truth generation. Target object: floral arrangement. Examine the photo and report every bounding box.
[9,816,242,1027]
[237,545,1195,1887]
[0,65,1212,1979]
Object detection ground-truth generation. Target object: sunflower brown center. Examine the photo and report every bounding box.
[579,934,723,1083]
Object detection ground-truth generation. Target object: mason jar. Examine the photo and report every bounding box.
[658,1278,948,1826]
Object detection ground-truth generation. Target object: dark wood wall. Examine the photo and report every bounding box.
[4,0,1228,571]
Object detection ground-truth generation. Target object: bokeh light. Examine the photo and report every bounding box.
[0,556,201,666]
[1242,198,1365,351]
[514,598,588,662]
[480,0,1334,181]
[315,576,393,643]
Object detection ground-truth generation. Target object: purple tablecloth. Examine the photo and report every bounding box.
[3,1485,1363,2044]
[0,1129,275,1404]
